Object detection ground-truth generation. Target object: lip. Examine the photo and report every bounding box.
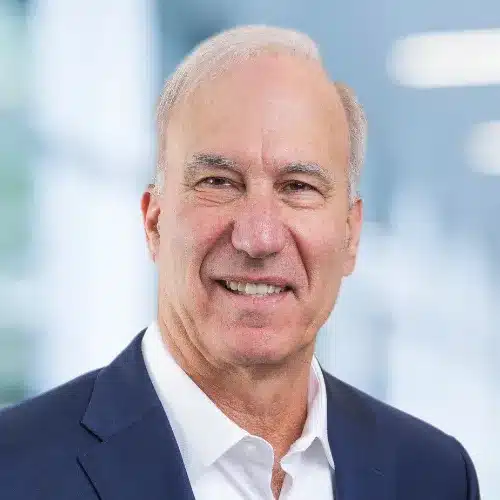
[215,276,293,289]
[214,280,293,308]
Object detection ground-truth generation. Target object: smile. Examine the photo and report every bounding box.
[224,280,288,295]
[216,280,292,298]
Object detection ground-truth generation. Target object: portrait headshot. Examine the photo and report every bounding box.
[0,24,482,500]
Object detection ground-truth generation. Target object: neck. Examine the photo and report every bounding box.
[158,318,314,458]
[195,361,311,458]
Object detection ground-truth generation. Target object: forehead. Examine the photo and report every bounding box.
[166,54,349,173]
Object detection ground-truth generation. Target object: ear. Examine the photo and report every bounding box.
[342,197,363,276]
[141,185,161,263]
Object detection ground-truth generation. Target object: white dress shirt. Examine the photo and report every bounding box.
[142,321,335,500]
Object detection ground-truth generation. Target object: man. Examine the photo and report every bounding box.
[0,25,480,500]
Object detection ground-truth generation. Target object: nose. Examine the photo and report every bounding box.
[231,196,287,259]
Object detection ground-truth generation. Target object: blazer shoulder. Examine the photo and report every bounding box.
[323,370,452,440]
[323,370,480,497]
[0,368,101,452]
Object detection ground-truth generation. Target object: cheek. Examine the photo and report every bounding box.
[156,205,192,291]
[178,204,230,252]
[300,211,346,248]
[161,203,230,279]
[297,216,348,279]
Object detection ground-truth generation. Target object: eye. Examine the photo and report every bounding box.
[197,176,234,188]
[283,181,318,193]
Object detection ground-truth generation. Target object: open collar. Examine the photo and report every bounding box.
[141,321,248,479]
[77,328,393,500]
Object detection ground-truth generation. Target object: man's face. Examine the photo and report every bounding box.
[143,54,362,368]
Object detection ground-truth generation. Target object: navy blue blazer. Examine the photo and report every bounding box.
[0,329,480,499]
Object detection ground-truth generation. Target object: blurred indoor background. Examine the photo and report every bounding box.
[1,0,499,496]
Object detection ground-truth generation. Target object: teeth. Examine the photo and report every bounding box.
[225,281,285,295]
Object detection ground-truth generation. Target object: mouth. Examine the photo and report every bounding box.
[215,280,293,298]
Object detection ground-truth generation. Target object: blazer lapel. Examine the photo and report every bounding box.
[77,329,394,500]
[77,330,195,500]
[322,370,394,500]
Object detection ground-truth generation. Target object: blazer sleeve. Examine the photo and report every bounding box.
[452,437,481,500]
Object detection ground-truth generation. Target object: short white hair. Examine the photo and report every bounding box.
[154,25,367,205]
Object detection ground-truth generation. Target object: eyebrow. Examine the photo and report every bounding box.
[183,153,336,190]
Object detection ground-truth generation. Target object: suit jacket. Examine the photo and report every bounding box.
[0,329,480,499]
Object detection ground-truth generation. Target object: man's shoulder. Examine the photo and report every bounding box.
[0,368,102,453]
[323,371,479,496]
[323,370,464,454]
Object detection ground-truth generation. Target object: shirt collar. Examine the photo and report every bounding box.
[142,320,334,479]
[142,320,247,478]
[306,356,335,469]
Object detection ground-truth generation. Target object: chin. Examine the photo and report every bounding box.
[227,350,290,367]
[220,331,297,366]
